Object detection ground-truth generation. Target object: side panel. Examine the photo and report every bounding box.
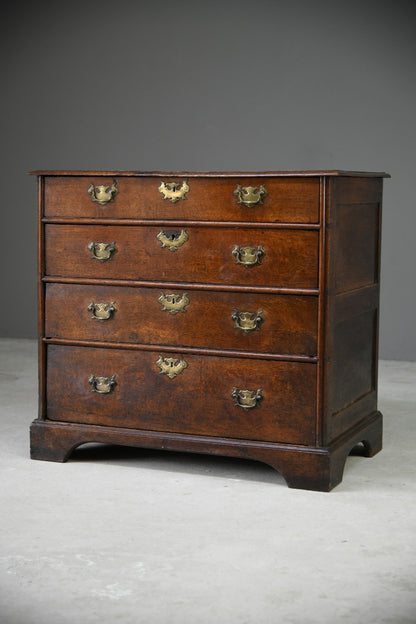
[37,175,46,420]
[323,177,383,444]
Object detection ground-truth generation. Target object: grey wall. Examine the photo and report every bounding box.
[2,0,415,359]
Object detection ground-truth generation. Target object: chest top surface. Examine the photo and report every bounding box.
[31,169,390,177]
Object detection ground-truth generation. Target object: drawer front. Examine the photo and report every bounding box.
[44,176,320,223]
[46,345,317,445]
[45,283,318,356]
[44,224,319,289]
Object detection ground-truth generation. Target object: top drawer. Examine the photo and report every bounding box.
[43,176,320,223]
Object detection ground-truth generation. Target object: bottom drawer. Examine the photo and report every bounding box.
[46,345,317,445]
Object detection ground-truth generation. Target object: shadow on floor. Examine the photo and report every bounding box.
[71,443,287,485]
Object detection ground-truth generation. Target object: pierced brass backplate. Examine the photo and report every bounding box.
[232,244,265,267]
[88,180,118,205]
[88,301,116,321]
[233,184,267,207]
[158,180,190,203]
[159,292,190,315]
[232,387,263,410]
[88,374,117,394]
[232,309,263,333]
[156,229,189,252]
[156,355,188,379]
[88,241,117,262]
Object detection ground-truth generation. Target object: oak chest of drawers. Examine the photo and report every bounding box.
[30,170,389,491]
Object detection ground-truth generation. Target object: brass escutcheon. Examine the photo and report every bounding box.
[156,355,188,379]
[232,244,265,267]
[158,180,190,203]
[88,374,117,394]
[233,184,267,207]
[88,301,116,321]
[158,292,190,315]
[88,180,118,205]
[88,241,117,262]
[232,387,263,410]
[232,309,264,333]
[156,229,189,252]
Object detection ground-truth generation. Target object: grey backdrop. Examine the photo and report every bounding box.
[2,0,415,360]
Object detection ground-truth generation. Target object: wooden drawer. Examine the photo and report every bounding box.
[46,345,317,445]
[44,224,319,289]
[45,283,318,357]
[43,176,320,223]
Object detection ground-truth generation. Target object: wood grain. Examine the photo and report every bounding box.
[43,176,320,223]
[45,282,318,356]
[46,344,317,445]
[44,224,319,289]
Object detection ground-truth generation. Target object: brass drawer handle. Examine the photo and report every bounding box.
[159,292,190,315]
[158,180,189,203]
[156,229,189,252]
[88,241,117,262]
[233,184,267,207]
[88,374,117,394]
[232,387,263,410]
[87,180,118,205]
[232,244,265,267]
[88,301,116,321]
[232,309,263,333]
[156,356,188,379]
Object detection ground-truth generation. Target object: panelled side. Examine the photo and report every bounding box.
[37,175,47,420]
[323,176,383,444]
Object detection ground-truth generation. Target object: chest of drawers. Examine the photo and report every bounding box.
[30,170,389,491]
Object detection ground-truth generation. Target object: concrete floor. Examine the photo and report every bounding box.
[0,338,415,624]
